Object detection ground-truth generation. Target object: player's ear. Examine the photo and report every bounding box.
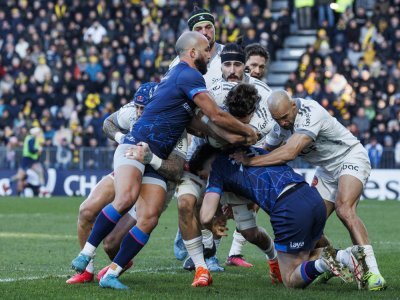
[190,47,196,59]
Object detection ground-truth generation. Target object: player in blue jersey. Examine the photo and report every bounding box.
[70,31,258,290]
[193,144,354,288]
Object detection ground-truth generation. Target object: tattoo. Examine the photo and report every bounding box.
[103,113,127,141]
[143,150,153,164]
[158,152,185,182]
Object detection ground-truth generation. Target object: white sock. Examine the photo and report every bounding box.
[184,236,207,269]
[202,229,214,249]
[363,245,380,275]
[81,243,96,258]
[85,259,94,273]
[228,230,247,257]
[315,258,329,273]
[335,247,352,271]
[257,227,277,260]
[105,264,123,277]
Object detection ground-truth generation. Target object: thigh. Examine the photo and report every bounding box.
[312,167,337,203]
[136,184,166,222]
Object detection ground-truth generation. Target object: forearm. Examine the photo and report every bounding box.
[103,119,127,142]
[156,152,185,182]
[209,110,253,137]
[248,146,296,166]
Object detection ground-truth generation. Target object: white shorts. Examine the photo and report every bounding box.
[312,144,371,203]
[220,192,256,231]
[176,171,205,200]
[113,144,145,173]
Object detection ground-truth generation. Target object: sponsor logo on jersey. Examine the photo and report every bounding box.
[290,241,305,249]
[341,163,359,172]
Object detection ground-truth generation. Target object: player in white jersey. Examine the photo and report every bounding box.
[244,43,269,81]
[169,6,223,89]
[66,83,187,284]
[176,43,282,285]
[232,90,387,291]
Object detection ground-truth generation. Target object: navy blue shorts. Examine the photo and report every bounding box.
[21,157,36,170]
[271,183,326,253]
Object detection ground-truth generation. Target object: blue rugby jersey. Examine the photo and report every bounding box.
[205,147,305,213]
[123,62,207,159]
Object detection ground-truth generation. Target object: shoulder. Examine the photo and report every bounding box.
[250,77,272,94]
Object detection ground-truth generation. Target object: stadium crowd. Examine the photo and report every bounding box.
[287,0,400,168]
[0,0,399,168]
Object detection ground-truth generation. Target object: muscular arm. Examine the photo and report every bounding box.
[244,133,313,166]
[125,143,185,182]
[193,93,257,145]
[103,112,128,141]
[156,151,185,182]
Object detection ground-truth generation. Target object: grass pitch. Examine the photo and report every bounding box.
[0,197,399,299]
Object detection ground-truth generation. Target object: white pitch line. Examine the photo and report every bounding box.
[0,232,75,240]
[0,266,183,283]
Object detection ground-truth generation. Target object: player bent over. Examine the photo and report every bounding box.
[195,143,357,289]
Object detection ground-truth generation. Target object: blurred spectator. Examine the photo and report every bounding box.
[55,137,72,169]
[365,136,383,168]
[295,0,314,30]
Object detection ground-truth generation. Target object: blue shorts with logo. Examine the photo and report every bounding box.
[271,182,326,253]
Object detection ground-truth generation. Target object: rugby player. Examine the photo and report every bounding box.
[70,31,258,290]
[66,82,186,284]
[232,90,387,291]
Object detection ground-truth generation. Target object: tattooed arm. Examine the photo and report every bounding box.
[103,112,128,143]
[124,142,185,182]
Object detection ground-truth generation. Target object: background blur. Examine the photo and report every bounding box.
[0,0,399,172]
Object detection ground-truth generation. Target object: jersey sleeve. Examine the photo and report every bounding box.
[177,68,208,101]
[205,159,224,195]
[294,102,324,141]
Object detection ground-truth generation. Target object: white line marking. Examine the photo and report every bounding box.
[0,232,75,240]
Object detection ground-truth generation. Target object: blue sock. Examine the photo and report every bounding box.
[87,204,121,247]
[114,226,150,268]
[300,261,322,285]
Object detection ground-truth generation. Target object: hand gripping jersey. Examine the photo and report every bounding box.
[169,43,224,89]
[208,74,274,147]
[265,98,361,172]
[205,147,305,214]
[124,62,206,159]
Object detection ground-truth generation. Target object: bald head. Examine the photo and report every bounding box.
[267,90,296,130]
[175,31,208,57]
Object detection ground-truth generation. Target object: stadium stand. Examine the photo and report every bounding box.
[0,0,399,170]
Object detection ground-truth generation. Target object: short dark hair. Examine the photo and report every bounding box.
[189,143,220,175]
[245,43,270,63]
[224,83,260,118]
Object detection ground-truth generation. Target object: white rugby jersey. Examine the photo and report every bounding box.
[115,103,188,158]
[208,74,274,147]
[169,43,224,89]
[265,98,361,171]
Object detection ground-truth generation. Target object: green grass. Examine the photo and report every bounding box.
[0,197,399,299]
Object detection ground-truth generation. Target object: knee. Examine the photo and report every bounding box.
[103,235,118,255]
[115,192,136,212]
[238,228,257,243]
[335,202,357,222]
[138,215,159,233]
[178,196,195,219]
[79,202,97,225]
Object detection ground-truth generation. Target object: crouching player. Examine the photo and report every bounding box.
[194,143,357,288]
[67,82,187,284]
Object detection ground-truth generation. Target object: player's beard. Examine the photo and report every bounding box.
[195,57,208,75]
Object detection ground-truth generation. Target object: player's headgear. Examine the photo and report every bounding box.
[133,82,158,106]
[187,6,215,31]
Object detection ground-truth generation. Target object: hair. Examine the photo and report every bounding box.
[224,83,260,118]
[245,43,270,63]
[189,143,220,175]
[221,42,245,56]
